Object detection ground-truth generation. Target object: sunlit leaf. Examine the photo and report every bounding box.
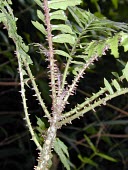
[52,24,74,34]
[37,10,45,23]
[50,10,67,21]
[53,34,75,44]
[32,21,47,35]
[107,34,119,58]
[54,50,71,58]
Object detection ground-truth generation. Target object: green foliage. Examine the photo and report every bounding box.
[54,138,70,170]
[48,0,82,10]
[0,0,128,170]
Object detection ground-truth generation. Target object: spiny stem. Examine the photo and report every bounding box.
[59,88,128,126]
[77,88,128,116]
[35,118,58,170]
[63,54,99,106]
[23,60,50,118]
[17,50,42,151]
[61,87,106,119]
[43,0,57,110]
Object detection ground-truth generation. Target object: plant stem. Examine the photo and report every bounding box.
[35,115,58,170]
[17,51,42,151]
[59,88,128,126]
[43,0,57,110]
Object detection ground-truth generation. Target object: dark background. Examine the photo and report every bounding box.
[0,0,128,170]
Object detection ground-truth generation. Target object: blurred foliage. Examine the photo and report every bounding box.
[0,0,128,170]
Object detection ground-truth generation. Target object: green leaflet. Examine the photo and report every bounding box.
[75,55,89,61]
[72,7,93,25]
[7,0,12,4]
[83,32,126,60]
[95,41,107,56]
[68,7,84,28]
[54,50,71,58]
[123,62,128,81]
[31,21,47,35]
[0,13,6,22]
[84,41,97,58]
[37,10,45,23]
[36,116,46,133]
[84,135,97,152]
[52,34,75,45]
[48,0,82,10]
[19,49,33,65]
[34,0,42,8]
[120,32,128,52]
[112,79,121,91]
[97,153,117,162]
[54,138,70,170]
[104,78,114,94]
[78,155,98,167]
[50,10,67,21]
[107,34,119,58]
[84,135,117,163]
[52,24,74,34]
[72,65,82,76]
